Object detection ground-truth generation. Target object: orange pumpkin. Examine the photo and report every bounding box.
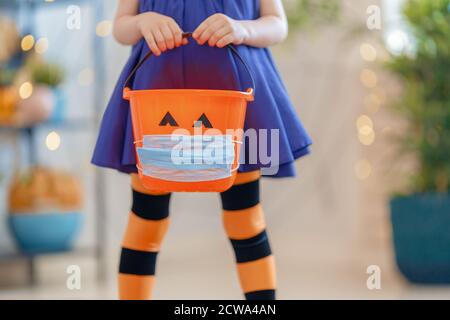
[9,167,83,214]
[0,86,18,125]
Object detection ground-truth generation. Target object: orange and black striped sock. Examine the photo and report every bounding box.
[221,172,277,300]
[118,183,171,300]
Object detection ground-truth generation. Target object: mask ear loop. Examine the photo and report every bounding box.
[231,163,241,173]
[135,140,144,174]
[231,140,243,173]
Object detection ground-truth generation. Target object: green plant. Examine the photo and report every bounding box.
[0,68,16,87]
[30,61,65,88]
[386,0,450,193]
[284,0,341,29]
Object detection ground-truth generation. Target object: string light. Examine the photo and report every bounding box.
[78,68,94,86]
[96,20,113,37]
[358,127,375,146]
[386,30,410,55]
[21,35,35,51]
[19,82,33,99]
[356,115,373,130]
[357,40,384,179]
[356,115,375,146]
[46,131,61,151]
[360,69,378,89]
[355,159,372,180]
[35,37,49,54]
[360,43,377,62]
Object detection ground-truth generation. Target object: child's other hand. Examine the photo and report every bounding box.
[193,14,248,48]
[138,12,188,56]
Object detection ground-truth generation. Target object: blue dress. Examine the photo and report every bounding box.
[92,0,312,178]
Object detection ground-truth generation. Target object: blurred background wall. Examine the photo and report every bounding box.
[0,0,449,299]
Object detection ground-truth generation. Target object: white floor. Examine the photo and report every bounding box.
[1,232,450,300]
[2,266,450,300]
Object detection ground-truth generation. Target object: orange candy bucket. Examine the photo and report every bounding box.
[123,33,255,193]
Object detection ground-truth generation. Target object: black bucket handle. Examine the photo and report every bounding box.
[123,32,256,96]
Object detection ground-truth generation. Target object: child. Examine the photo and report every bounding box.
[92,0,312,300]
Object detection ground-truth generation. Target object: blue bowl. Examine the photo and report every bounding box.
[391,194,450,284]
[48,88,66,124]
[8,212,83,254]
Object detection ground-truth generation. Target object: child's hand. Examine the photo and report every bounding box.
[137,12,188,56]
[193,14,249,48]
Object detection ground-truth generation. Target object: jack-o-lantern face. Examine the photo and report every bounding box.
[159,112,213,129]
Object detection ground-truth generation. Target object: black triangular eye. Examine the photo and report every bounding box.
[159,112,179,127]
[193,113,213,128]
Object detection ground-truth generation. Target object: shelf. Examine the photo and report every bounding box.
[0,247,97,260]
[0,0,108,286]
[0,118,96,132]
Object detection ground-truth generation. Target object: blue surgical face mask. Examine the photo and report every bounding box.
[137,135,238,182]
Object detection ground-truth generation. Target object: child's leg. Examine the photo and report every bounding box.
[220,171,277,300]
[118,174,171,300]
